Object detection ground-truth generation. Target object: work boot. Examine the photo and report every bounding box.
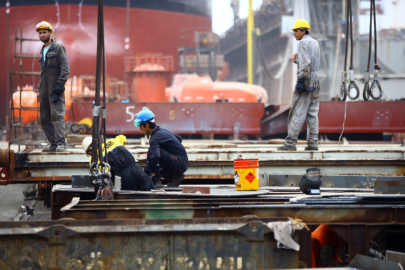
[167,173,184,187]
[55,145,66,152]
[153,180,163,189]
[277,144,297,151]
[42,145,57,152]
[304,146,319,151]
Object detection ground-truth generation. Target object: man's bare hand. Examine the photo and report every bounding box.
[138,153,148,160]
[291,53,297,63]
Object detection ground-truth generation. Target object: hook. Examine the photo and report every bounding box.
[370,68,383,100]
[347,70,359,100]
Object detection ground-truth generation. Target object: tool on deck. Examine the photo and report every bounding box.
[89,0,113,200]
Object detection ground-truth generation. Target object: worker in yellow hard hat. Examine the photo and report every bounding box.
[36,21,70,153]
[278,19,321,152]
[82,135,154,191]
[36,21,53,33]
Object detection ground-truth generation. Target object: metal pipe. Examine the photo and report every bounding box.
[247,0,254,84]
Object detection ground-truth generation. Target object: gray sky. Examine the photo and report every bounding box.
[212,0,263,36]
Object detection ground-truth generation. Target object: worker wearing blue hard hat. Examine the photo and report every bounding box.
[134,109,188,188]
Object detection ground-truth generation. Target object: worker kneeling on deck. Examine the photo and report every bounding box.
[82,135,154,191]
[135,109,188,188]
[311,224,347,268]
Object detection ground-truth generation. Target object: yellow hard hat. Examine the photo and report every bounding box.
[291,19,310,30]
[36,21,53,33]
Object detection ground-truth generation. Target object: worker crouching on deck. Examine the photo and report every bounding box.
[311,224,347,268]
[278,19,321,151]
[135,109,188,188]
[82,135,154,191]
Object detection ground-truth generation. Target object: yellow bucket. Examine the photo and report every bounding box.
[234,159,259,191]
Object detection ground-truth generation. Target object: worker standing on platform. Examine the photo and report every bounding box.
[36,21,70,152]
[278,19,320,151]
[311,224,347,268]
[82,135,154,191]
[135,109,188,188]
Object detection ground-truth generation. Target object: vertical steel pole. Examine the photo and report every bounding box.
[247,0,254,84]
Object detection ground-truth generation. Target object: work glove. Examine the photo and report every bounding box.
[53,80,65,102]
[295,78,305,93]
[144,166,151,176]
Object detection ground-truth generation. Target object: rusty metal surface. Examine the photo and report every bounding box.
[374,179,405,194]
[386,250,405,266]
[269,175,405,189]
[69,102,264,135]
[348,254,403,270]
[0,217,299,269]
[3,146,404,185]
[55,192,405,224]
[261,101,405,136]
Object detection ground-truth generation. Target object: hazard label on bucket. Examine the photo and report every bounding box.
[245,172,255,183]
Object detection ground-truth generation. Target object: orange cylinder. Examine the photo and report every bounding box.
[12,90,38,125]
[131,63,167,102]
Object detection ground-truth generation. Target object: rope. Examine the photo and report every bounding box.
[338,101,347,145]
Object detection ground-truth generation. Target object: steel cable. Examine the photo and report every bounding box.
[340,0,351,101]
[347,0,359,100]
[370,0,383,100]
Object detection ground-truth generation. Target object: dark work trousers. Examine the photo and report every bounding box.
[150,148,188,183]
[119,162,154,191]
[40,94,66,146]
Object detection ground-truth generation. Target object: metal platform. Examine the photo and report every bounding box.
[2,143,404,186]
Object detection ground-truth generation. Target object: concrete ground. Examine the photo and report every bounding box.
[0,184,51,222]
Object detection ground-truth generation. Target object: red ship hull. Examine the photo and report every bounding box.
[261,101,405,136]
[68,102,264,135]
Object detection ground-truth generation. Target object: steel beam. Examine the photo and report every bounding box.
[0,217,299,270]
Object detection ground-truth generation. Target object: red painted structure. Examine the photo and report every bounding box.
[0,1,211,126]
[68,102,264,135]
[261,101,405,136]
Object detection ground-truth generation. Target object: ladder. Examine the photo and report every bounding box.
[8,27,56,151]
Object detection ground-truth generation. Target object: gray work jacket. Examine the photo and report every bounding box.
[38,40,70,97]
[295,35,320,91]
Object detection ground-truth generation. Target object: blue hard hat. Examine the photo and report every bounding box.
[134,109,156,127]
